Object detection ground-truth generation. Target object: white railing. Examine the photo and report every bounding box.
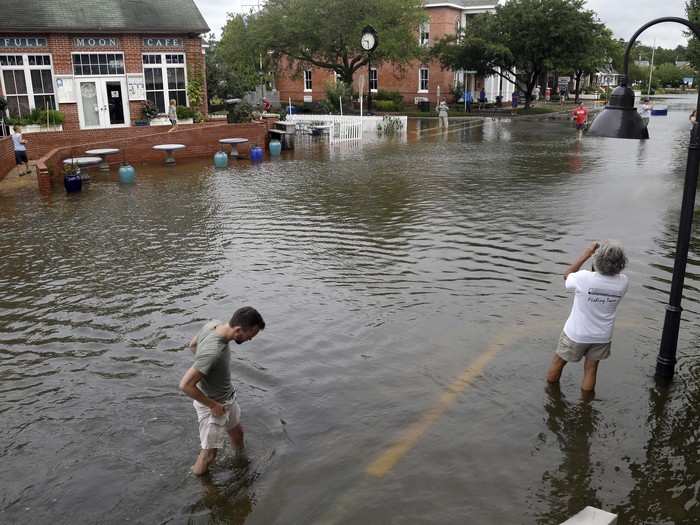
[287,115,408,143]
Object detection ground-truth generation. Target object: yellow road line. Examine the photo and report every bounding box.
[366,327,522,478]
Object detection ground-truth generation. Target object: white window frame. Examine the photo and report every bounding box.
[304,70,313,92]
[71,52,125,77]
[420,23,430,47]
[369,67,378,93]
[142,52,188,114]
[419,67,429,93]
[0,53,56,118]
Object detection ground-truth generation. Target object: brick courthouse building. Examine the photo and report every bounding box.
[1,0,209,131]
[276,0,515,108]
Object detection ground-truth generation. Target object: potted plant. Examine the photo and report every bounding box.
[140,100,159,125]
[176,105,195,125]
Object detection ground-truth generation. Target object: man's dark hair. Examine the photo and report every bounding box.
[229,306,265,331]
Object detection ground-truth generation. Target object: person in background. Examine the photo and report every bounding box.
[478,87,487,110]
[546,241,629,394]
[179,306,266,475]
[168,99,178,132]
[437,99,449,130]
[11,125,30,176]
[465,90,473,113]
[572,101,588,138]
[638,97,652,130]
[690,110,697,126]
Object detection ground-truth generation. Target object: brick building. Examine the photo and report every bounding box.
[1,0,209,131]
[275,0,515,108]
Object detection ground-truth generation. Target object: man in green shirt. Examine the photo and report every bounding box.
[179,306,265,475]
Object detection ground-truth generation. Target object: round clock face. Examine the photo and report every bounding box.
[361,32,376,51]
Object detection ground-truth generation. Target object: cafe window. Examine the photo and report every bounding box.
[304,70,312,91]
[72,53,125,76]
[420,23,430,46]
[142,53,187,113]
[0,54,55,118]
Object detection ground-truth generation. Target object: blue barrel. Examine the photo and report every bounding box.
[269,140,282,156]
[214,150,229,168]
[250,146,264,162]
[118,164,136,184]
[64,173,82,193]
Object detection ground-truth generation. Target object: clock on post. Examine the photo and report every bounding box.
[361,26,378,113]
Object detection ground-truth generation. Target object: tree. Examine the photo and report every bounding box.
[207,14,272,101]
[654,62,685,87]
[433,0,604,108]
[561,22,617,101]
[254,0,425,85]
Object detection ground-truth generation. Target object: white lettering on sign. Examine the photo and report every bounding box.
[143,38,183,47]
[0,37,47,48]
[74,37,119,47]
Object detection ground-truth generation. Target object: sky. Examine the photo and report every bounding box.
[196,0,691,49]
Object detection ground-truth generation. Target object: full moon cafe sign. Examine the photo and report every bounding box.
[0,36,47,48]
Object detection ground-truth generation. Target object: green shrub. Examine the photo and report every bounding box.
[228,101,254,123]
[142,100,159,120]
[374,90,404,107]
[36,109,64,125]
[176,105,195,119]
[324,81,353,112]
[374,100,400,112]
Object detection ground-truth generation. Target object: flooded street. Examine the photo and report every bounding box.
[2,99,700,524]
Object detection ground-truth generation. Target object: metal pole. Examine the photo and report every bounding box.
[367,54,372,114]
[617,17,700,380]
[656,86,700,378]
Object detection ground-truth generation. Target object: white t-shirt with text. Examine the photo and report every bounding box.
[563,270,628,344]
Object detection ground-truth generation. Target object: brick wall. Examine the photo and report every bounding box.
[0,33,206,129]
[276,6,477,107]
[33,121,269,192]
[0,137,16,182]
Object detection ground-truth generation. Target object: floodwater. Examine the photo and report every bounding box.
[2,99,700,524]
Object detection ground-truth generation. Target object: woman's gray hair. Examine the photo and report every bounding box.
[594,241,627,276]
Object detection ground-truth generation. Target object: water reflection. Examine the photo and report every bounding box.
[536,384,601,524]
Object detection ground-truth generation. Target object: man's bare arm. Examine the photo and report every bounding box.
[189,335,197,353]
[179,367,224,416]
[564,242,599,280]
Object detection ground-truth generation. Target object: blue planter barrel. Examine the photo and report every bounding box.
[250,146,264,162]
[118,164,136,184]
[269,140,282,156]
[214,151,229,168]
[64,173,82,193]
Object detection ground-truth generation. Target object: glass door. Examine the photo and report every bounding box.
[78,80,102,128]
[104,80,125,125]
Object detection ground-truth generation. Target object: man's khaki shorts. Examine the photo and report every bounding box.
[556,331,611,362]
[193,398,241,450]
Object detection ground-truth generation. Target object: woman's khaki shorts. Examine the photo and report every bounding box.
[556,331,611,362]
[193,398,241,450]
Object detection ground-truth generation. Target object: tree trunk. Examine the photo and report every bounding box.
[575,71,583,103]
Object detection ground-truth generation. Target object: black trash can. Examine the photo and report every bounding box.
[418,100,430,112]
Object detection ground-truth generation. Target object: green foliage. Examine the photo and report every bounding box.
[142,100,159,120]
[374,90,404,106]
[255,0,426,85]
[654,62,686,87]
[187,69,204,109]
[38,109,64,125]
[687,0,700,71]
[176,105,195,119]
[323,81,353,112]
[433,0,603,107]
[228,101,254,123]
[376,115,404,135]
[0,96,6,112]
[373,100,401,111]
[208,14,272,101]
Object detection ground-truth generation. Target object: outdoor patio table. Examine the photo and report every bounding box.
[62,156,102,174]
[85,148,120,171]
[219,138,248,158]
[152,144,186,165]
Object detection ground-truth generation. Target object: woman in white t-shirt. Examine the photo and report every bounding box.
[546,241,628,392]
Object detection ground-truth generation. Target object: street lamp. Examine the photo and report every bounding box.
[588,17,700,380]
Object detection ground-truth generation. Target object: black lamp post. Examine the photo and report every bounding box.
[589,17,700,380]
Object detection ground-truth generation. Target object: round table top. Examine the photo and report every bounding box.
[152,144,186,151]
[63,156,103,166]
[219,138,249,145]
[85,148,120,155]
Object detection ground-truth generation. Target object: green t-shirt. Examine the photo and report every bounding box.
[192,320,234,402]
